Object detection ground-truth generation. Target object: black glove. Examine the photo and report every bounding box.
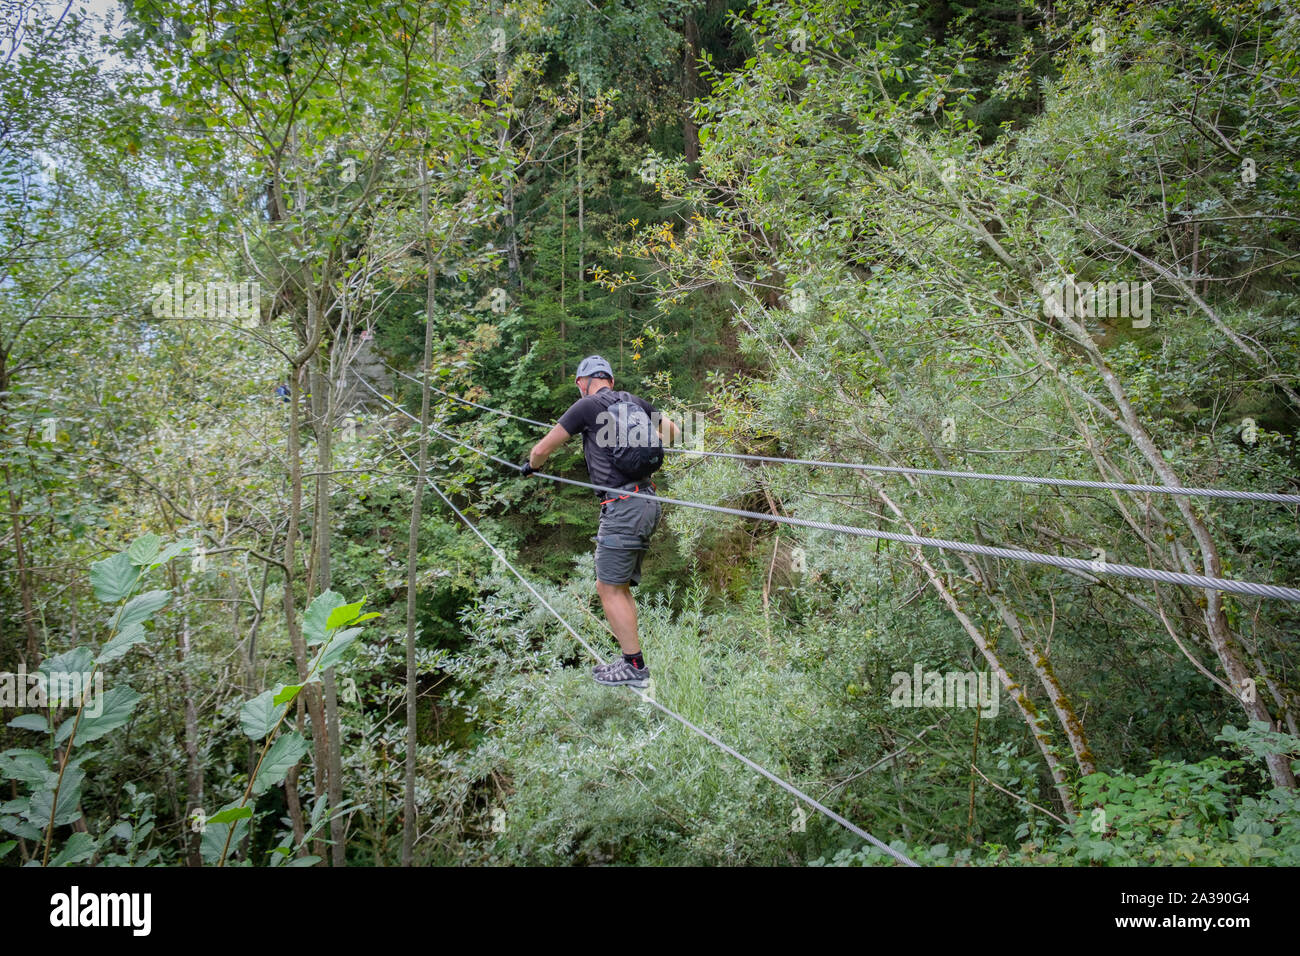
[520,460,535,476]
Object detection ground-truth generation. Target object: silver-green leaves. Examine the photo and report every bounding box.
[240,688,289,740]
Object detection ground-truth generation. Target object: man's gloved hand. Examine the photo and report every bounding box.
[520,460,535,476]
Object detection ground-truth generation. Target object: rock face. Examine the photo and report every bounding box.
[341,337,394,412]
[331,338,402,445]
[353,339,392,389]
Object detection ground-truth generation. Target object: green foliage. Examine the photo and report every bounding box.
[816,724,1300,866]
[0,534,189,865]
[4,0,1299,869]
[210,590,377,866]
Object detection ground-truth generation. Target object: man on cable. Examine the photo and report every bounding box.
[523,355,680,688]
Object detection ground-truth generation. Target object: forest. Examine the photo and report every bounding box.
[2,0,1298,869]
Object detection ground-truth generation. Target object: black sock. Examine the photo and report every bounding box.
[623,651,645,669]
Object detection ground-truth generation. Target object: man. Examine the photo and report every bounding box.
[523,355,680,688]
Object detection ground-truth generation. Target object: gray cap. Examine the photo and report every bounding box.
[575,354,613,380]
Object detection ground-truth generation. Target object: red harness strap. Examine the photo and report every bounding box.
[601,480,656,505]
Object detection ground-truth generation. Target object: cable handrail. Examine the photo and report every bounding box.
[372,360,1300,504]
[353,377,1300,603]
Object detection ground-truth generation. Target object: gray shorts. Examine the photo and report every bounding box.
[593,482,662,587]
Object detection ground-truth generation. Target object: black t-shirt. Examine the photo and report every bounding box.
[557,387,659,496]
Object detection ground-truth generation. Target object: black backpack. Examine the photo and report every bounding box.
[594,390,664,481]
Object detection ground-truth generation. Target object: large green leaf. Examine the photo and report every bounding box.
[268,844,293,867]
[89,552,140,603]
[117,589,170,630]
[251,732,308,796]
[205,805,253,825]
[55,687,141,746]
[107,821,132,843]
[27,766,84,828]
[324,597,366,631]
[39,646,95,682]
[149,539,193,568]
[0,749,49,786]
[126,533,161,566]
[0,816,41,841]
[310,627,363,675]
[200,802,250,864]
[41,663,98,714]
[272,684,303,706]
[240,688,288,739]
[303,590,346,646]
[50,831,97,866]
[97,623,146,664]
[6,715,51,734]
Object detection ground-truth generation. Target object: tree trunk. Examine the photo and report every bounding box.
[1,345,39,664]
[852,324,1096,778]
[282,352,332,860]
[3,466,40,667]
[873,482,1079,818]
[917,146,1297,791]
[496,11,520,286]
[577,78,585,305]
[560,152,567,379]
[308,349,346,866]
[176,577,203,866]
[324,380,346,867]
[1028,306,1296,789]
[402,154,439,867]
[683,7,701,163]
